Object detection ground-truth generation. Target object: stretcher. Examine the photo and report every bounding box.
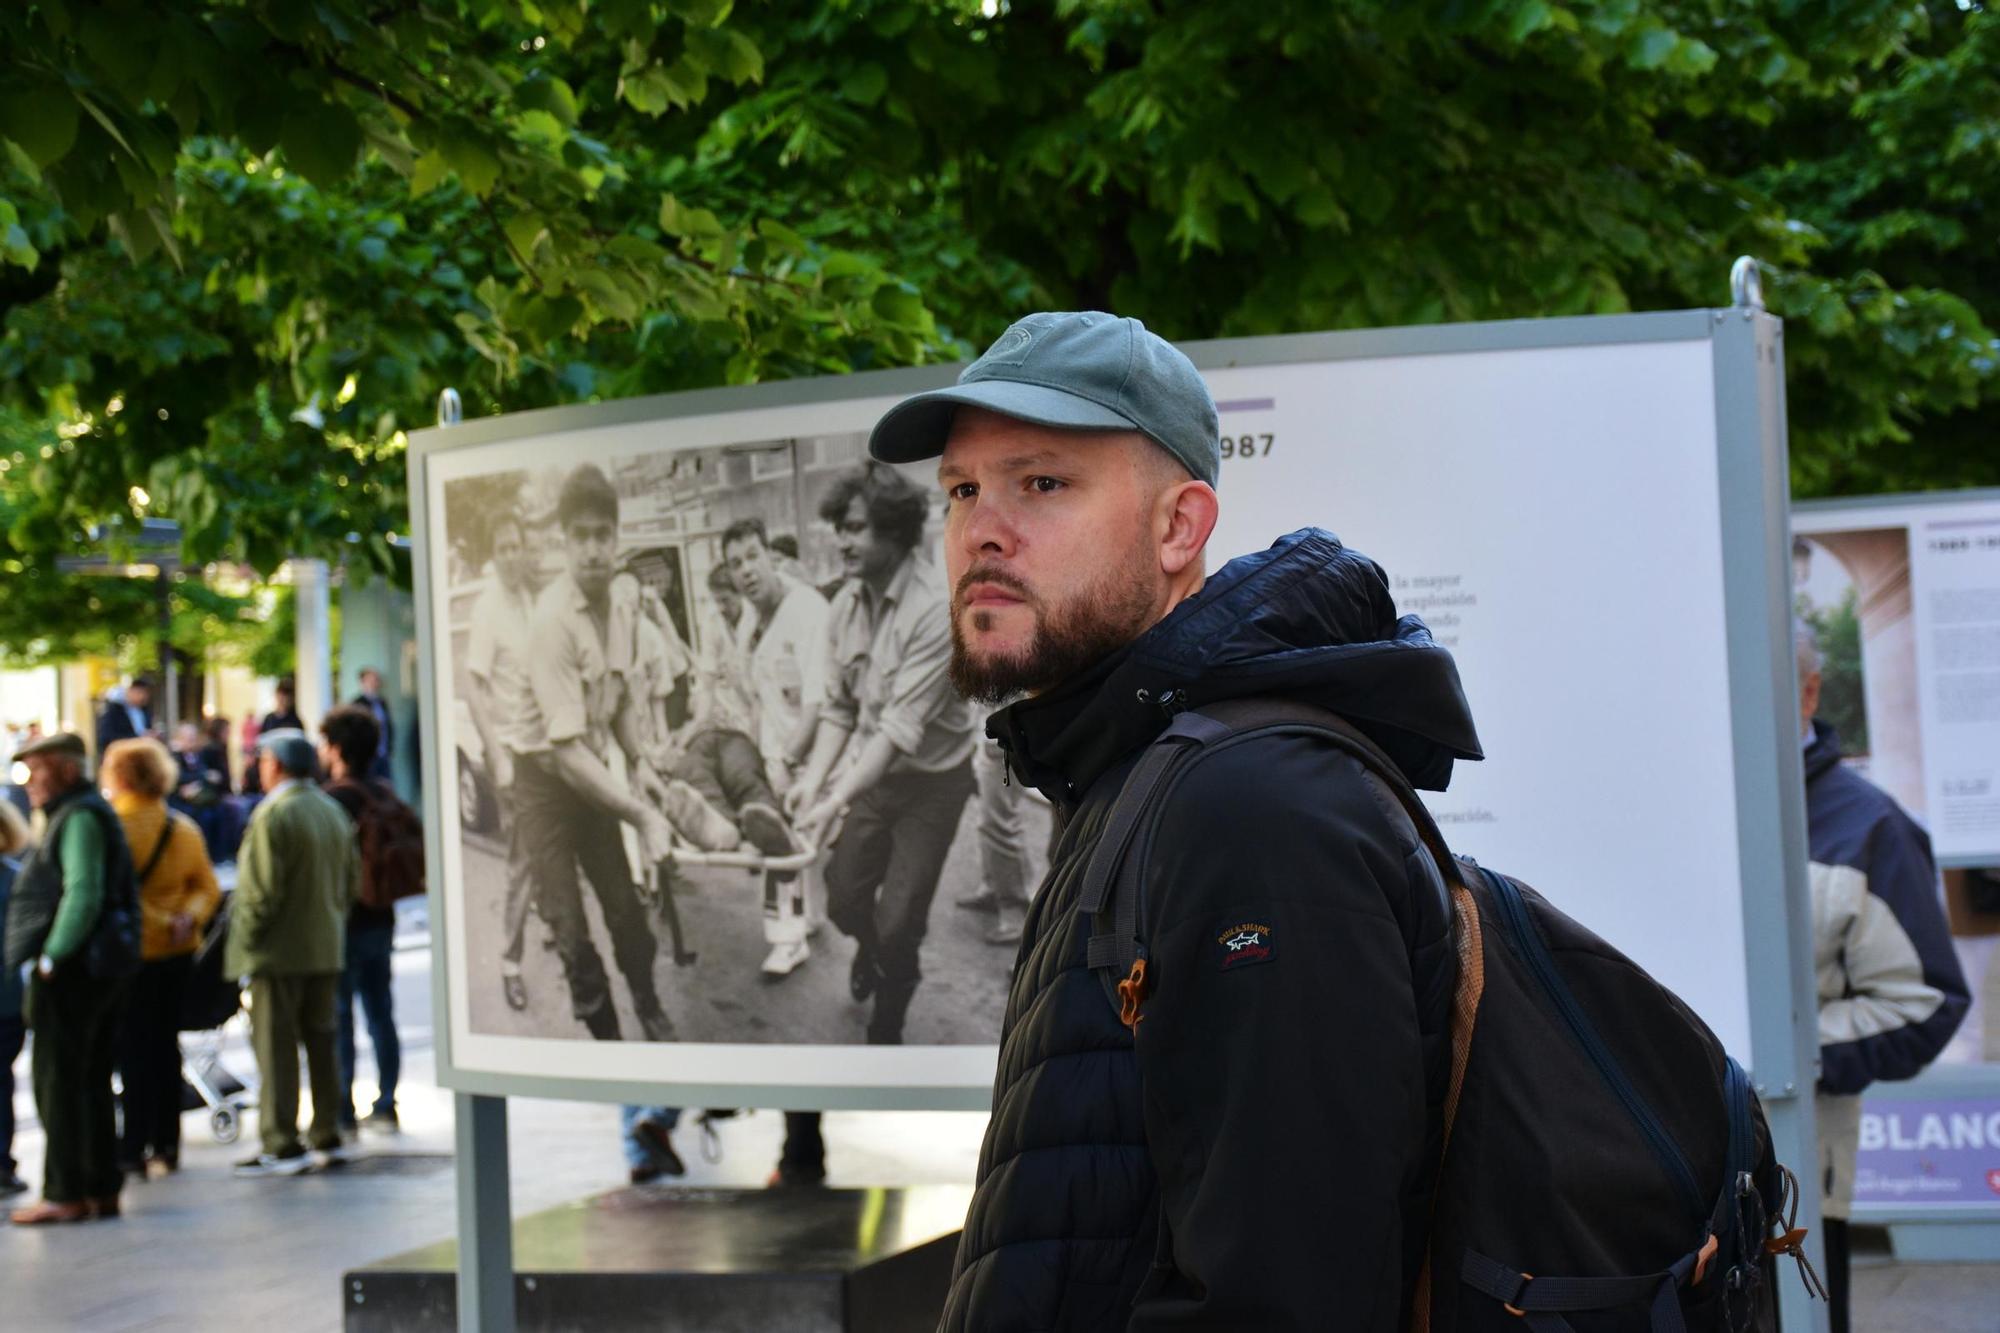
[648,833,826,968]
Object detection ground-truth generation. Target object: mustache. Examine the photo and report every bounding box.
[954,565,1035,611]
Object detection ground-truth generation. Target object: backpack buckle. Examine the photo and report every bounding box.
[1502,1272,1533,1318]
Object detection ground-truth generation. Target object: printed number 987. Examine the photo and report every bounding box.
[1220,435,1274,459]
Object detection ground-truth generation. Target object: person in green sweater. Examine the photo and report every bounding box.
[227,730,361,1177]
[1,732,136,1226]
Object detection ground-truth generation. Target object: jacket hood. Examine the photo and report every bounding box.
[991,528,1483,804]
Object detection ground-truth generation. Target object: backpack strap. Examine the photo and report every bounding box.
[137,817,175,888]
[1080,711,1230,1007]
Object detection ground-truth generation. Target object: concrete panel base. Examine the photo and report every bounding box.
[343,1184,968,1332]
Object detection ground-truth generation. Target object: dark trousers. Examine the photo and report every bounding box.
[337,921,399,1121]
[672,728,780,815]
[514,754,660,1032]
[116,954,191,1165]
[250,971,342,1156]
[1824,1218,1849,1333]
[28,967,129,1204]
[825,762,975,990]
[781,1110,824,1174]
[1,1013,23,1175]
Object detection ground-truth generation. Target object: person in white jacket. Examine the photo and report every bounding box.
[1798,619,1969,1333]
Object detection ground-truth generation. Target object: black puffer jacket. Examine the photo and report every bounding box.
[940,529,1482,1332]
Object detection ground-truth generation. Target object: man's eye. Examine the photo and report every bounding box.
[1029,476,1064,493]
[947,483,977,501]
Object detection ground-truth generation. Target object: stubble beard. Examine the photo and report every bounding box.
[949,540,1161,706]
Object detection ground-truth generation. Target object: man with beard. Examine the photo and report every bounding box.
[868,311,1482,1330]
[466,509,541,1013]
[517,465,679,1043]
[788,464,977,1045]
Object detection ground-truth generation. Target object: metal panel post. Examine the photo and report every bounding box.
[1712,283,1828,1332]
[455,1091,514,1331]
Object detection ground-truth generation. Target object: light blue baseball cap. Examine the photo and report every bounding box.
[868,311,1220,486]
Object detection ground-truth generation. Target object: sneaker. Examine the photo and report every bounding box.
[234,1150,312,1178]
[661,779,740,852]
[631,1119,686,1177]
[760,939,811,979]
[0,1172,29,1198]
[314,1145,352,1171]
[955,889,999,911]
[737,803,799,859]
[360,1108,401,1135]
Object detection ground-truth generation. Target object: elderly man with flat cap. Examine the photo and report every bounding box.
[228,730,360,1178]
[869,311,1482,1330]
[2,732,136,1225]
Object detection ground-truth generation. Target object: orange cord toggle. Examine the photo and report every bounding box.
[1764,1226,1808,1258]
[1693,1233,1720,1285]
[1116,959,1150,1028]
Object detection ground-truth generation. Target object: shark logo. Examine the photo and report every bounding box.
[1213,920,1275,971]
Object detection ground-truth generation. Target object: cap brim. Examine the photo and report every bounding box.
[869,380,1140,464]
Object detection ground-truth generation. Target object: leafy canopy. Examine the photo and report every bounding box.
[1,0,1995,666]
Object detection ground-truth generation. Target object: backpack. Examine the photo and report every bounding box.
[82,801,143,981]
[1083,699,1821,1333]
[333,780,426,909]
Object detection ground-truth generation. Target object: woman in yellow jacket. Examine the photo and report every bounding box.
[102,738,221,1176]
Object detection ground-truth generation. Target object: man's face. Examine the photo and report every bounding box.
[834,497,903,585]
[359,669,382,696]
[939,410,1168,704]
[127,683,151,710]
[23,754,77,808]
[563,512,618,600]
[175,723,201,751]
[725,534,779,610]
[258,750,283,791]
[492,523,530,591]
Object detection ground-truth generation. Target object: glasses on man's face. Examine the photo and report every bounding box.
[834,518,871,537]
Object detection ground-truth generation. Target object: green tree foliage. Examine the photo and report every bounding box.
[2,1,1995,664]
[1804,587,1868,754]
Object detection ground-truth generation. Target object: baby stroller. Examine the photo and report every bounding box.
[178,898,253,1144]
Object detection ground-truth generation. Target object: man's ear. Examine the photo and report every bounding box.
[1158,481,1219,577]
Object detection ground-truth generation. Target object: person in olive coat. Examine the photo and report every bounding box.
[226,731,359,1178]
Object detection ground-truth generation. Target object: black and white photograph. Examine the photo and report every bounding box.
[434,426,1043,1058]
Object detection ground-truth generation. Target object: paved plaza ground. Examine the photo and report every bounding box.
[3,907,1993,1331]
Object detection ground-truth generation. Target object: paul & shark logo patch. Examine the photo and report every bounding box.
[1214,920,1275,971]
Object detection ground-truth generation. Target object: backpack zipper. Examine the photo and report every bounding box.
[1478,864,1706,1221]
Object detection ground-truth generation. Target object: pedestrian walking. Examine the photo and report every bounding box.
[228,730,359,1177]
[1796,620,1968,1333]
[320,707,408,1135]
[0,800,34,1198]
[2,732,140,1225]
[351,667,396,783]
[102,738,221,1177]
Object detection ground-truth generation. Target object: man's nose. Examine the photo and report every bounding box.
[959,490,1017,557]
